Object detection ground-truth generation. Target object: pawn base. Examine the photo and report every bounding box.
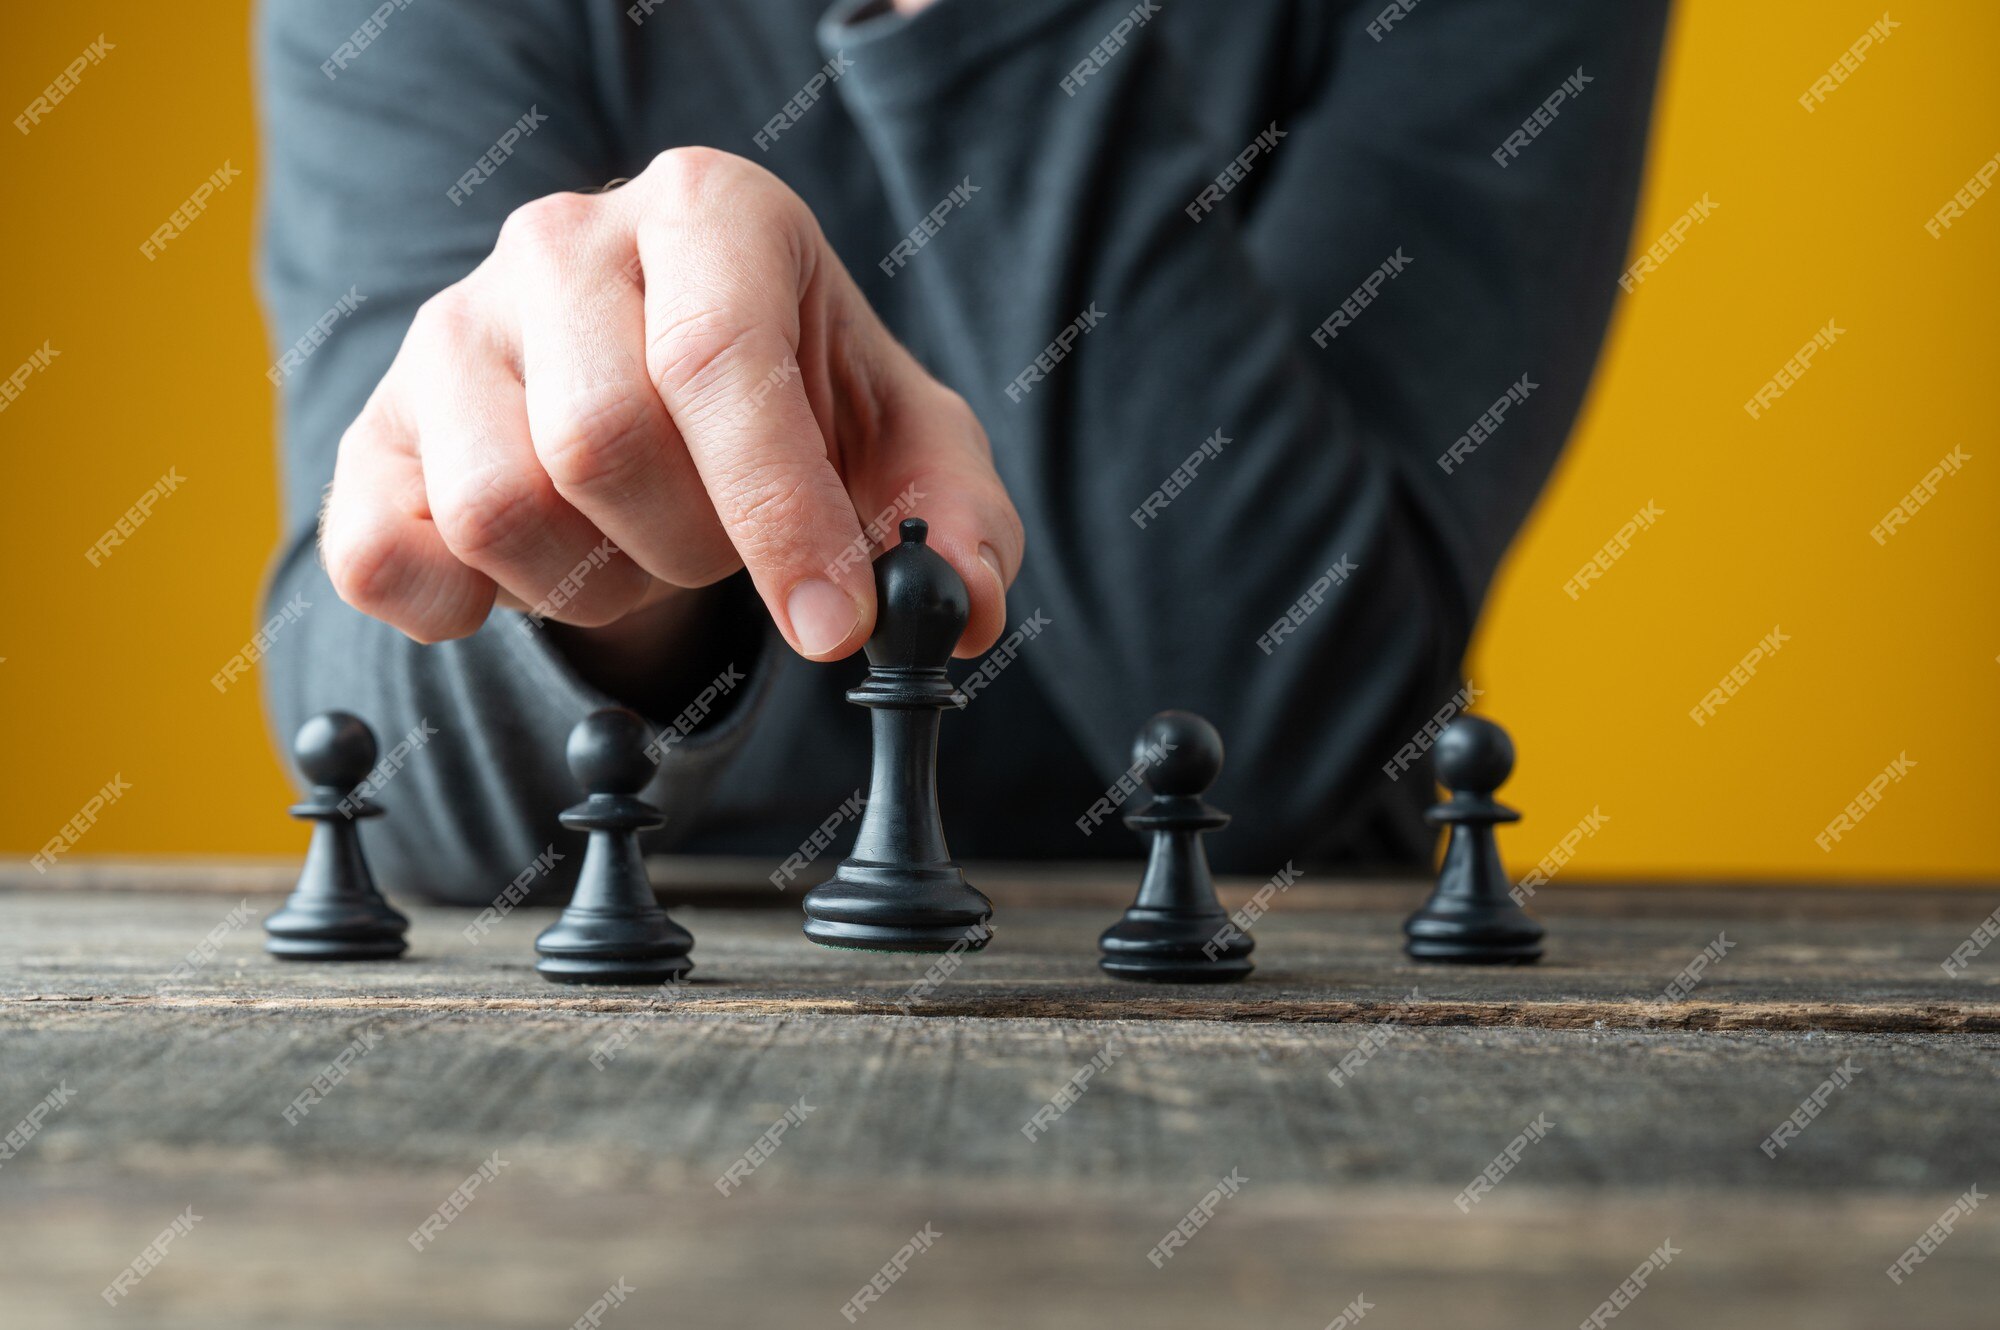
[264,902,409,962]
[535,953,694,985]
[1098,953,1254,983]
[535,909,694,987]
[803,920,994,954]
[1403,938,1542,965]
[1098,910,1253,984]
[264,933,409,962]
[803,863,993,955]
[1403,908,1544,965]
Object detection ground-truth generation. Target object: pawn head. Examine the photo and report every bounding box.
[1136,709,1223,796]
[567,707,657,796]
[294,711,379,790]
[1435,714,1514,793]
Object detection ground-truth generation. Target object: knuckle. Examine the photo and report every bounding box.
[646,304,763,405]
[430,468,555,562]
[932,384,975,422]
[637,146,808,250]
[496,191,597,255]
[640,145,759,200]
[536,388,661,493]
[936,387,990,453]
[321,512,408,617]
[407,286,482,347]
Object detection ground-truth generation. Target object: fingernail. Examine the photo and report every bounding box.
[787,579,861,657]
[978,543,1006,597]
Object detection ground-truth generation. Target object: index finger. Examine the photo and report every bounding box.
[631,153,874,661]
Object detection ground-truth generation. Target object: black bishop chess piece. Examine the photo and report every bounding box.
[535,708,695,984]
[1403,714,1544,964]
[1099,710,1253,983]
[803,518,993,953]
[264,711,410,961]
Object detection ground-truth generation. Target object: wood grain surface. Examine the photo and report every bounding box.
[2,870,1996,1327]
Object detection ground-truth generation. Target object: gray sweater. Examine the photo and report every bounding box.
[255,0,1669,904]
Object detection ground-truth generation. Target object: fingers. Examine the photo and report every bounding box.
[632,149,875,660]
[325,148,1029,664]
[502,192,741,590]
[404,288,656,628]
[319,386,499,643]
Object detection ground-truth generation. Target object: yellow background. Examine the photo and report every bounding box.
[2,1,1993,880]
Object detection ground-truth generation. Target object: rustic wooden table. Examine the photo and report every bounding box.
[3,862,1996,1328]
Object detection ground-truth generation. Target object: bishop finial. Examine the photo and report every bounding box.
[862,514,968,673]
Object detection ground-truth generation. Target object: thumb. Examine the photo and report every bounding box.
[853,382,1025,659]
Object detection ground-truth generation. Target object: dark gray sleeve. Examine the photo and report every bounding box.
[820,0,1668,866]
[252,0,768,905]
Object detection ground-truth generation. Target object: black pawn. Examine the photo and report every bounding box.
[1098,711,1253,983]
[264,712,410,960]
[535,708,694,984]
[803,518,993,953]
[1403,715,1544,964]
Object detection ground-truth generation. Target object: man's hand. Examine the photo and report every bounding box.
[319,147,1023,664]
